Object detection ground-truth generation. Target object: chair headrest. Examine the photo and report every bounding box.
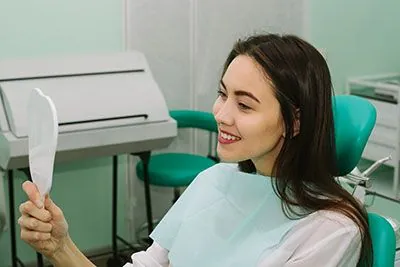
[333,95,376,176]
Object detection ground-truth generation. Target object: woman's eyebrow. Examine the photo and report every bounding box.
[220,80,260,103]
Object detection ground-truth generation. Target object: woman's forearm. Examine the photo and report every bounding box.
[49,236,96,267]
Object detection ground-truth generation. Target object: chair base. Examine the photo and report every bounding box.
[106,254,131,267]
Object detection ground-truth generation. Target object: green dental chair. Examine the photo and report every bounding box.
[136,110,219,237]
[334,94,396,267]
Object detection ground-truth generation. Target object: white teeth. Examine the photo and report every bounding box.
[221,132,240,141]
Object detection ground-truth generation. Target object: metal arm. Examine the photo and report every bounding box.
[362,156,392,177]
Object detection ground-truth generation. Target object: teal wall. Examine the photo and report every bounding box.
[0,1,125,266]
[0,0,123,59]
[309,0,400,93]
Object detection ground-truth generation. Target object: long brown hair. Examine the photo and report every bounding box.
[221,34,372,266]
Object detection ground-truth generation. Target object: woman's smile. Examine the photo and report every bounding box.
[218,129,241,144]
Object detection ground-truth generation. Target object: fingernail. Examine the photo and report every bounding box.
[36,200,43,208]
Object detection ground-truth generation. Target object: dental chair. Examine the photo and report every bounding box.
[334,94,396,267]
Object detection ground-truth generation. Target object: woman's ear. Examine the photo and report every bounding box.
[293,109,300,137]
[282,109,300,138]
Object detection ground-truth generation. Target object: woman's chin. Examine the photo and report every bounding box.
[217,152,248,163]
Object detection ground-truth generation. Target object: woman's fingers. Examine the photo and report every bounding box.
[44,195,64,221]
[20,228,51,242]
[18,216,53,232]
[19,201,52,222]
[22,181,43,208]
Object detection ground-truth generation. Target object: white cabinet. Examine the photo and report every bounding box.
[396,250,400,266]
[347,73,400,197]
[0,171,5,232]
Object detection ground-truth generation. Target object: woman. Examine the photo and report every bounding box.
[19,34,372,266]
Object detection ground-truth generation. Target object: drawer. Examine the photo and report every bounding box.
[368,99,399,128]
[369,123,397,147]
[362,141,396,168]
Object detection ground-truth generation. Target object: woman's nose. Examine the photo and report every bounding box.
[214,102,234,126]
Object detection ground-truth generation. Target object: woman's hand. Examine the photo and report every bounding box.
[19,181,69,259]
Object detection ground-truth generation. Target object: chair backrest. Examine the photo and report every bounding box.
[170,110,218,133]
[333,95,396,266]
[333,95,376,176]
[169,110,218,160]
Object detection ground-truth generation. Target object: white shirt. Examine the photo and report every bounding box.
[124,210,362,267]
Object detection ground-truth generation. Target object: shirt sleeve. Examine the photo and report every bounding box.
[123,242,170,267]
[283,216,362,267]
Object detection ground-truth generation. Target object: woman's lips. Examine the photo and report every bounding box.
[218,130,241,144]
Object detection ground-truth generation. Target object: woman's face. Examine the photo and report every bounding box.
[213,55,285,175]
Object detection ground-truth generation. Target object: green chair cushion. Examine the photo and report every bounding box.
[333,95,376,176]
[368,213,396,267]
[170,110,218,133]
[136,153,216,187]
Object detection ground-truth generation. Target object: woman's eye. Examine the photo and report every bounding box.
[238,103,251,110]
[217,89,227,98]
